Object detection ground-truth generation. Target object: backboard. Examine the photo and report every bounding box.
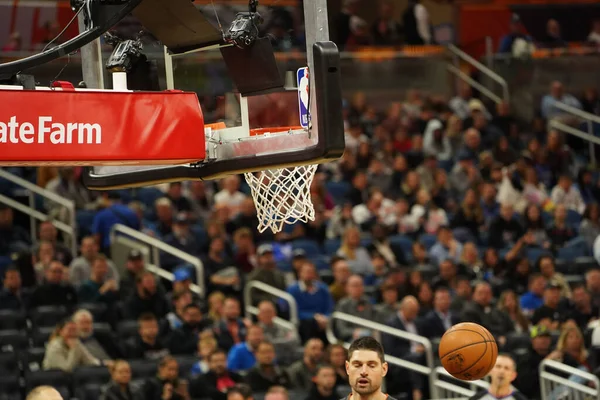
[81,0,344,190]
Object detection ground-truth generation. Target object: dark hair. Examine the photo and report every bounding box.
[347,337,385,363]
[172,290,190,303]
[158,355,177,368]
[183,303,201,313]
[227,383,253,399]
[138,313,157,323]
[208,349,227,361]
[3,267,19,278]
[314,363,336,376]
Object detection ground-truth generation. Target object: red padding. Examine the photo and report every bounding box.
[0,89,206,166]
[51,81,75,91]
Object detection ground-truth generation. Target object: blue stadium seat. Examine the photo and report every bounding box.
[419,234,437,250]
[79,302,108,322]
[324,238,341,256]
[190,224,208,248]
[325,181,351,204]
[117,320,139,340]
[76,210,97,238]
[360,235,372,248]
[21,348,46,372]
[525,247,551,263]
[74,384,103,400]
[574,257,599,274]
[292,239,322,256]
[129,359,158,379]
[0,352,17,373]
[558,239,588,261]
[309,255,330,271]
[31,327,54,348]
[174,356,197,378]
[566,209,582,228]
[73,366,111,386]
[388,235,413,262]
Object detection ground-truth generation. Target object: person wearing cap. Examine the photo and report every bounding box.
[498,14,533,56]
[519,273,546,317]
[170,266,203,305]
[0,204,30,254]
[168,303,213,355]
[247,244,286,306]
[163,214,200,267]
[531,281,568,331]
[290,249,308,280]
[513,325,552,399]
[119,249,148,299]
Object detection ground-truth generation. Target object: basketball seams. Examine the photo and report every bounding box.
[439,328,487,359]
[439,340,490,360]
[455,340,488,376]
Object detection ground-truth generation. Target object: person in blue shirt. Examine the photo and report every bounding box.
[286,262,334,344]
[92,192,140,255]
[227,324,264,372]
[520,273,546,317]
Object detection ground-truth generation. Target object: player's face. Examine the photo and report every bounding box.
[488,356,517,385]
[345,350,388,396]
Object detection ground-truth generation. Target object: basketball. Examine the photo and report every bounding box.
[438,322,498,381]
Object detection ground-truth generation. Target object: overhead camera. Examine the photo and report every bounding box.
[223,0,263,49]
[104,32,144,73]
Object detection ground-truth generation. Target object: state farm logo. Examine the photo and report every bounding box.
[0,116,102,144]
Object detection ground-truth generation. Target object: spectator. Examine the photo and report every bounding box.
[100,359,138,400]
[166,290,192,330]
[488,203,524,249]
[205,237,241,298]
[256,300,300,359]
[587,19,600,45]
[124,313,169,360]
[46,167,96,219]
[0,267,29,310]
[141,356,187,400]
[429,226,463,266]
[34,221,73,265]
[287,262,334,343]
[420,287,461,339]
[163,214,200,263]
[214,297,248,352]
[92,192,140,255]
[227,324,264,372]
[531,282,567,331]
[214,176,247,217]
[168,303,212,355]
[119,250,147,299]
[265,387,289,400]
[450,276,472,313]
[208,291,225,322]
[550,175,585,214]
[540,19,568,49]
[579,204,600,248]
[43,319,100,371]
[520,273,546,317]
[225,384,253,400]
[334,275,376,341]
[166,182,193,214]
[568,284,597,330]
[2,32,21,52]
[545,325,590,371]
[287,338,324,390]
[73,309,121,360]
[190,332,218,376]
[461,282,514,341]
[247,244,287,305]
[154,197,174,237]
[78,254,119,304]
[170,267,202,305]
[546,205,576,251]
[374,284,398,323]
[402,0,432,45]
[541,81,582,120]
[70,236,119,288]
[28,260,78,310]
[514,325,553,399]
[497,290,530,333]
[26,386,63,400]
[326,344,348,386]
[370,0,401,46]
[304,364,339,400]
[329,258,351,303]
[245,341,291,392]
[498,15,534,56]
[189,349,244,400]
[188,181,213,222]
[124,272,169,319]
[537,255,571,298]
[0,205,31,254]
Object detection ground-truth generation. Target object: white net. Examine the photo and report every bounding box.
[244,164,318,233]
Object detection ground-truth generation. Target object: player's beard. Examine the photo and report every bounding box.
[353,377,378,396]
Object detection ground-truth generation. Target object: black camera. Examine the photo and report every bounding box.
[224,11,264,49]
[104,33,143,73]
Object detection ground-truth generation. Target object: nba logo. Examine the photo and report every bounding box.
[297,67,310,129]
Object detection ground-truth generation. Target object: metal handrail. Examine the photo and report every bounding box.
[243,280,299,328]
[447,65,502,104]
[433,366,492,398]
[110,223,205,297]
[447,43,509,104]
[554,101,600,124]
[0,168,77,255]
[539,359,599,400]
[326,311,437,398]
[550,102,600,165]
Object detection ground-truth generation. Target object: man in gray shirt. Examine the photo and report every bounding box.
[69,236,119,288]
[334,275,376,341]
[256,300,299,362]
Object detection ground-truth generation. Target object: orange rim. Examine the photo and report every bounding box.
[249,126,303,137]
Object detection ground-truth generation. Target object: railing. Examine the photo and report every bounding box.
[539,359,600,400]
[549,101,600,166]
[433,366,491,399]
[447,44,510,105]
[0,168,77,255]
[326,312,438,398]
[109,224,204,297]
[243,280,298,330]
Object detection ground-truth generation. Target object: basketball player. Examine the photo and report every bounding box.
[469,354,527,400]
[342,337,396,400]
[26,386,63,400]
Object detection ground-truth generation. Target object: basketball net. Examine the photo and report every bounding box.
[244,164,318,233]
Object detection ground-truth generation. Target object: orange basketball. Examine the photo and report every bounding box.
[438,322,498,381]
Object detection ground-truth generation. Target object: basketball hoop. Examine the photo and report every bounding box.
[243,127,318,233]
